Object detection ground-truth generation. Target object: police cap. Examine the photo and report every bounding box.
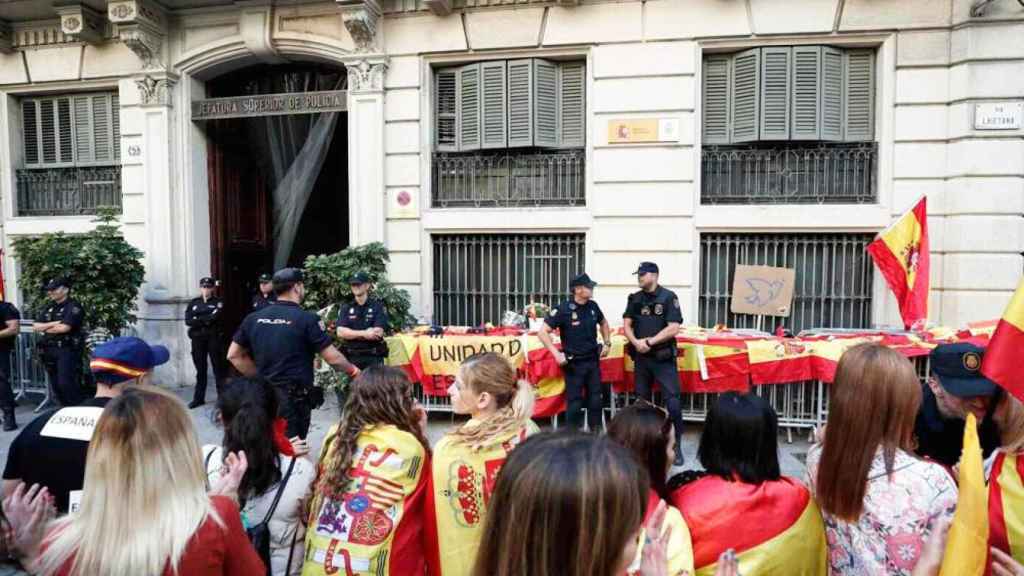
[632,262,659,276]
[929,342,998,398]
[272,268,305,290]
[199,277,217,288]
[569,273,597,289]
[349,272,371,285]
[44,277,70,291]
[258,273,273,283]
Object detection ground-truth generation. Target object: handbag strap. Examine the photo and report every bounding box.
[258,456,297,526]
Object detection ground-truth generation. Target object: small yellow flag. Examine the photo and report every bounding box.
[939,413,990,576]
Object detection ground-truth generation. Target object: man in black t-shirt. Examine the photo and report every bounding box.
[228,268,359,439]
[0,301,21,430]
[2,336,168,513]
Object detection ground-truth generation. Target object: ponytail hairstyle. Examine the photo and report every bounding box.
[216,377,281,504]
[306,366,430,524]
[449,352,535,452]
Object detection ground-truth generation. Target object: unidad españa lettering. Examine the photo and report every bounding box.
[427,339,523,363]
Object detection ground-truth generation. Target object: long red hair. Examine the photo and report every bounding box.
[814,343,921,521]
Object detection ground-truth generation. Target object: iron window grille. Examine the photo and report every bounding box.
[699,232,875,334]
[432,233,585,326]
[432,149,585,208]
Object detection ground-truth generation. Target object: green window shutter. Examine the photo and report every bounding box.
[821,47,844,141]
[702,54,732,145]
[40,99,57,164]
[730,48,760,143]
[791,46,821,140]
[435,68,459,152]
[112,94,121,162]
[74,95,94,164]
[56,98,73,164]
[843,49,874,142]
[557,61,586,148]
[507,59,534,148]
[22,100,40,166]
[459,64,481,151]
[92,94,113,162]
[480,60,507,149]
[533,59,558,148]
[759,47,791,140]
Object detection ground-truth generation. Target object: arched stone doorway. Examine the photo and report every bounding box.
[198,62,350,333]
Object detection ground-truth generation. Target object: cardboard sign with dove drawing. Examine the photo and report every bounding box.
[730,265,796,317]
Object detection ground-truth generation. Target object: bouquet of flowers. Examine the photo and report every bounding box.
[522,302,551,320]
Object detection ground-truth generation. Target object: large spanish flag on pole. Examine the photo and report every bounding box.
[981,278,1024,402]
[867,196,930,329]
[939,413,988,576]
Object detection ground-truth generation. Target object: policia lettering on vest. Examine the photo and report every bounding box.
[623,261,686,466]
[537,273,611,431]
[335,272,390,371]
[228,268,360,439]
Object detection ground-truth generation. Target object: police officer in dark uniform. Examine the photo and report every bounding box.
[250,273,276,312]
[228,268,359,439]
[913,342,1001,467]
[336,272,390,371]
[0,300,22,430]
[538,273,611,431]
[623,261,685,465]
[32,277,86,407]
[185,277,229,409]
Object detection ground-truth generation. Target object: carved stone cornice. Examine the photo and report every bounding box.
[345,57,387,93]
[108,0,167,69]
[55,3,106,45]
[135,73,177,107]
[336,0,382,52]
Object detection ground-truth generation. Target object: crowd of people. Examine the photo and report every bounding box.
[1,266,1024,575]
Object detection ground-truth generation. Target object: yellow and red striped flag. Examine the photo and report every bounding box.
[939,413,988,576]
[867,196,929,329]
[982,279,1024,402]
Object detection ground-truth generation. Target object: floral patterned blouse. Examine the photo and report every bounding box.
[805,445,957,575]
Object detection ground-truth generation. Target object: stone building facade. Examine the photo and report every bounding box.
[0,0,1021,385]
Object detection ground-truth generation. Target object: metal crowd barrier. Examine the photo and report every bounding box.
[12,323,55,413]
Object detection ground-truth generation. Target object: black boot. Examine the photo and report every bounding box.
[188,399,204,409]
[3,409,17,432]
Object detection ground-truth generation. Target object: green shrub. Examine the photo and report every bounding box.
[12,209,145,335]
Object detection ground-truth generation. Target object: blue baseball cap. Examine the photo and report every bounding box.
[929,342,998,398]
[633,262,659,275]
[89,337,170,385]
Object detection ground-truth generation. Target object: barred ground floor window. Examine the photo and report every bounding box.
[698,232,875,334]
[432,233,585,326]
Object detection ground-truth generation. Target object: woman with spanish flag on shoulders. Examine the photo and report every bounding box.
[302,366,431,576]
[669,392,827,575]
[608,403,695,576]
[425,352,538,576]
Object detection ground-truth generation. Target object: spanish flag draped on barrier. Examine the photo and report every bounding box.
[981,278,1024,402]
[670,476,827,575]
[938,413,988,576]
[303,425,429,576]
[424,420,539,576]
[867,196,930,329]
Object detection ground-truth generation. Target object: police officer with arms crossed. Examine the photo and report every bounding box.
[537,273,611,431]
[32,277,86,407]
[185,277,229,409]
[251,273,276,312]
[623,261,686,466]
[228,268,360,439]
[336,272,390,371]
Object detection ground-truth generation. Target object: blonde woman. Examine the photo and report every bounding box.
[35,385,264,576]
[425,352,538,576]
